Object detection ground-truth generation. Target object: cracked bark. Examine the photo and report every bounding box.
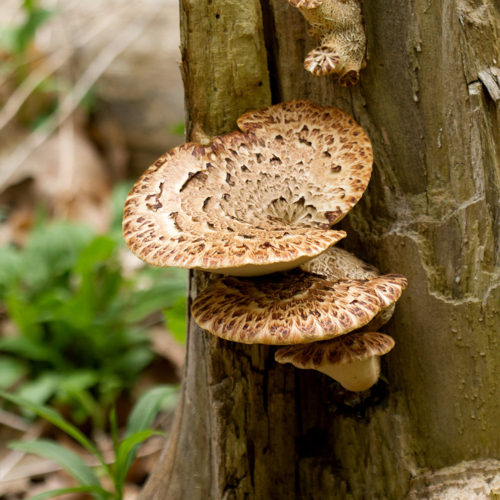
[139,0,500,498]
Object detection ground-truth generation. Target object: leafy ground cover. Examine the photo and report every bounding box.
[0,185,186,428]
[0,185,188,499]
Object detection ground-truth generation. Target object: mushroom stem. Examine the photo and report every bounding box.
[316,356,381,392]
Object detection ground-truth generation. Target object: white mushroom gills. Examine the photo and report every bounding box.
[316,356,381,392]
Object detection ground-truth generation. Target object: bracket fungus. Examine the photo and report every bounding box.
[301,246,397,331]
[123,100,372,276]
[191,271,407,345]
[275,331,395,391]
[288,0,366,86]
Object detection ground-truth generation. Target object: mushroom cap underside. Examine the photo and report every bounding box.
[191,272,407,345]
[300,246,380,281]
[275,331,395,368]
[123,100,372,275]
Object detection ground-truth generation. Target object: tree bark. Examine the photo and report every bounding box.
[140,0,500,498]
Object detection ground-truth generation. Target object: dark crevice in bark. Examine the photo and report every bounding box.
[258,0,282,104]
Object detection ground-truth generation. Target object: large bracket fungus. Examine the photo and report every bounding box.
[288,0,367,86]
[123,100,372,276]
[191,272,407,345]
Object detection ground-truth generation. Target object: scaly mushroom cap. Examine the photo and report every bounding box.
[288,0,366,86]
[275,331,395,391]
[191,272,407,345]
[123,100,373,277]
[301,246,397,330]
[300,246,379,281]
[274,331,395,368]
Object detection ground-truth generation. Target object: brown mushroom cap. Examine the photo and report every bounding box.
[300,246,379,280]
[301,247,396,331]
[191,272,407,345]
[289,0,366,86]
[274,331,395,368]
[123,100,372,276]
[274,331,395,391]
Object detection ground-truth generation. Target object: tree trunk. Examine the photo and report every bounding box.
[140,0,500,498]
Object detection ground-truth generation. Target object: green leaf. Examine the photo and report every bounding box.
[110,406,119,458]
[0,391,109,474]
[112,347,153,377]
[22,221,93,291]
[13,8,54,53]
[115,430,166,493]
[10,440,102,488]
[126,385,178,437]
[0,337,54,362]
[74,237,115,275]
[0,246,21,292]
[3,293,45,341]
[125,280,186,324]
[0,357,27,389]
[163,296,187,344]
[57,388,104,430]
[16,373,61,416]
[116,385,177,487]
[58,371,99,394]
[0,27,18,53]
[27,485,113,500]
[169,121,185,136]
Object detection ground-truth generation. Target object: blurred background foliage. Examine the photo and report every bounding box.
[0,0,187,497]
[0,185,187,429]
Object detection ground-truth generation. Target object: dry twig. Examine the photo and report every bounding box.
[0,420,48,482]
[0,410,30,433]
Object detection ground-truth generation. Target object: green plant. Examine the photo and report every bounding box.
[163,296,187,344]
[169,121,185,136]
[0,193,187,427]
[0,385,177,500]
[0,0,55,56]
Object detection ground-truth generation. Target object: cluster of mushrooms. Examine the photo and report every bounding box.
[123,100,408,392]
[289,0,367,87]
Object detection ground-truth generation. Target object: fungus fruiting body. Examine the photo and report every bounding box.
[301,246,379,280]
[123,100,372,276]
[301,247,396,331]
[275,331,395,391]
[288,0,366,86]
[191,271,408,345]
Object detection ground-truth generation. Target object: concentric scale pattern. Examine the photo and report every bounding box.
[301,247,397,331]
[123,100,373,276]
[275,331,396,368]
[191,272,408,345]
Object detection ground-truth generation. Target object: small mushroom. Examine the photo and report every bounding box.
[123,100,373,276]
[301,247,396,331]
[191,271,407,345]
[275,331,395,391]
[287,0,366,86]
